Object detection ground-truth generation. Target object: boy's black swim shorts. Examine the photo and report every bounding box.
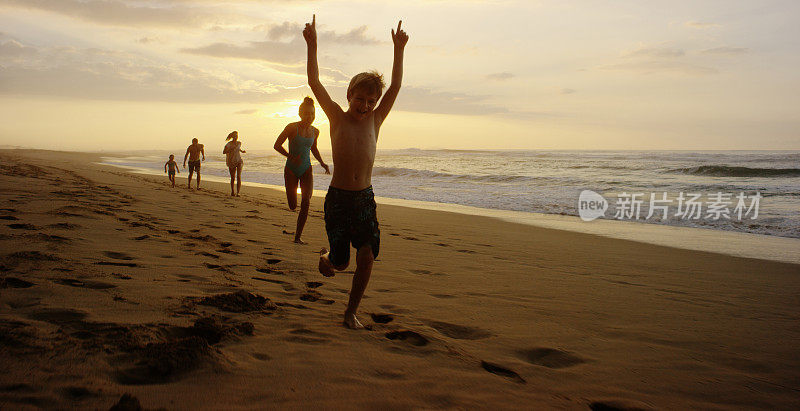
[324,185,380,267]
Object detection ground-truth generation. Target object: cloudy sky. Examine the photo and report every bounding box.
[0,0,798,150]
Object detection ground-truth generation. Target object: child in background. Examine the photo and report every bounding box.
[164,154,180,187]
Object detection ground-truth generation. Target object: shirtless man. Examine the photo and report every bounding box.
[304,15,408,329]
[183,138,205,190]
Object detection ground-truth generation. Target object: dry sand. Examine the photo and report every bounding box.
[1,149,798,410]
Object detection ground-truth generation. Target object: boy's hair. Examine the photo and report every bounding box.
[192,138,198,143]
[347,71,385,101]
[226,131,237,141]
[300,96,314,108]
[169,154,174,159]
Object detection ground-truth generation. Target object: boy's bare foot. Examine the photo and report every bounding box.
[343,311,364,330]
[294,238,307,245]
[318,248,335,277]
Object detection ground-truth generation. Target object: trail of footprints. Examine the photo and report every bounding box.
[0,156,600,407]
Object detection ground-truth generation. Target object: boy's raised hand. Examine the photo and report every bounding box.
[391,20,408,49]
[303,14,317,47]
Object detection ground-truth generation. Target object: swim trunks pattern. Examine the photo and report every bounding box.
[324,186,380,267]
[188,160,201,173]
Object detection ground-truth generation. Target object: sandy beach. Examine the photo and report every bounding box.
[1,148,799,410]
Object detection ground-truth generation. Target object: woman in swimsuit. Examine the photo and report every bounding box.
[223,130,246,197]
[274,97,330,244]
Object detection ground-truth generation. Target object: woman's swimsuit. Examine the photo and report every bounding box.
[225,141,243,169]
[286,125,314,178]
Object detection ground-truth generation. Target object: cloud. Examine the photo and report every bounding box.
[0,0,229,27]
[486,72,513,81]
[182,37,305,65]
[256,21,381,44]
[602,60,718,76]
[137,36,163,44]
[623,46,685,59]
[182,23,380,79]
[0,41,294,103]
[701,46,750,55]
[234,109,258,115]
[0,39,38,58]
[560,88,575,94]
[685,21,721,29]
[606,43,717,75]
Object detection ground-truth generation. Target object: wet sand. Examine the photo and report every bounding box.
[1,149,799,410]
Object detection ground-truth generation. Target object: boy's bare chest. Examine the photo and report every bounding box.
[331,121,377,157]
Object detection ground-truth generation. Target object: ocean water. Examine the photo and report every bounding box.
[102,150,800,239]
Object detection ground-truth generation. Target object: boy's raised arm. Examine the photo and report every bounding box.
[375,20,408,126]
[304,15,342,122]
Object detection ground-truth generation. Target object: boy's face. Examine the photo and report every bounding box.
[169,155,174,160]
[347,87,379,121]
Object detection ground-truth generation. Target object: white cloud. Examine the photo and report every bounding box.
[602,60,718,76]
[0,0,234,27]
[486,72,513,81]
[0,41,292,103]
[623,45,685,59]
[685,21,721,29]
[701,46,750,55]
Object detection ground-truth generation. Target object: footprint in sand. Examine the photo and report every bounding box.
[27,308,88,324]
[385,330,429,347]
[51,278,117,290]
[480,361,525,384]
[370,313,394,324]
[456,249,477,254]
[103,251,134,261]
[517,347,587,369]
[47,223,81,230]
[251,277,295,291]
[0,216,18,221]
[408,269,441,276]
[305,281,323,288]
[7,223,38,230]
[589,399,654,411]
[299,291,334,304]
[255,267,284,275]
[284,328,330,344]
[95,261,138,268]
[426,320,492,340]
[1,277,35,288]
[402,236,420,241]
[266,258,282,264]
[196,251,220,259]
[217,249,241,255]
[9,251,60,261]
[132,235,150,241]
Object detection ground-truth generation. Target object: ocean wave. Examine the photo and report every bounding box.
[671,165,800,178]
[371,166,551,183]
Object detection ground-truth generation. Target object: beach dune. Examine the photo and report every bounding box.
[1,149,798,409]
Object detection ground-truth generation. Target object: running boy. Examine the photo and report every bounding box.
[304,15,408,329]
[164,154,180,187]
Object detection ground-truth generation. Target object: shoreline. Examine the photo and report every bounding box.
[99,155,800,265]
[2,148,799,409]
